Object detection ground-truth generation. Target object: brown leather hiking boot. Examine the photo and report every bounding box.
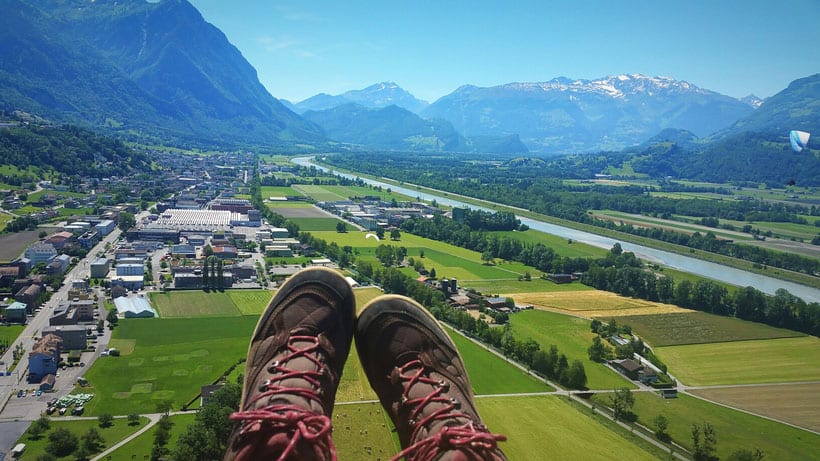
[224,267,355,461]
[355,295,507,461]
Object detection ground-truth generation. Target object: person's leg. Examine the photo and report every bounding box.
[224,267,355,461]
[355,295,508,461]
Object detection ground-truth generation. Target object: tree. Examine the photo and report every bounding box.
[566,360,587,389]
[610,387,635,422]
[202,244,214,257]
[98,413,113,428]
[376,227,385,240]
[46,428,79,457]
[419,249,425,258]
[81,427,105,453]
[106,308,118,327]
[390,229,401,241]
[587,336,612,362]
[429,267,436,278]
[335,222,347,233]
[653,414,671,442]
[29,415,51,439]
[692,422,718,461]
[727,448,764,461]
[117,212,136,232]
[481,250,495,265]
[127,413,141,426]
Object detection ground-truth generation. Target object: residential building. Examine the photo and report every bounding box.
[42,325,87,350]
[24,243,57,267]
[95,219,116,236]
[4,301,27,323]
[116,264,145,277]
[90,258,111,278]
[28,334,61,383]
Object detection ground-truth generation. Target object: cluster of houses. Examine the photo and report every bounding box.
[318,198,438,231]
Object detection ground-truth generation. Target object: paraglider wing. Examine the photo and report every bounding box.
[365,233,380,241]
[789,130,810,153]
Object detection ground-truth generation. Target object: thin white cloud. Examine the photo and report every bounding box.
[273,3,323,22]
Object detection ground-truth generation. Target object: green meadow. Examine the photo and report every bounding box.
[478,396,659,460]
[105,413,197,461]
[619,311,804,347]
[0,212,12,231]
[80,316,258,415]
[656,336,820,386]
[509,309,634,390]
[17,416,149,460]
[260,185,303,198]
[285,217,352,231]
[148,290,273,317]
[488,229,609,258]
[591,392,820,461]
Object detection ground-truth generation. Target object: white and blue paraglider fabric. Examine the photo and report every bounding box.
[789,130,810,153]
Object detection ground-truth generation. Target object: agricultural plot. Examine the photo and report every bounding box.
[331,402,400,460]
[656,336,820,386]
[149,291,242,317]
[509,310,634,390]
[286,217,352,231]
[105,413,196,461]
[260,185,303,198]
[617,311,805,347]
[505,290,688,318]
[227,290,274,315]
[477,396,658,460]
[590,210,752,241]
[591,392,820,461]
[488,229,608,258]
[269,205,328,218]
[294,184,413,203]
[448,330,550,394]
[17,416,149,460]
[0,212,12,231]
[79,316,258,415]
[0,229,41,260]
[689,382,820,432]
[293,184,349,201]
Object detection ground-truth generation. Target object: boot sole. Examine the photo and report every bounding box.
[240,266,355,409]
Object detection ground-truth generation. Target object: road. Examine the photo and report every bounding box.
[0,223,126,454]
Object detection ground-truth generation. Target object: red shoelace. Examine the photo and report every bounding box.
[230,335,338,461]
[390,359,506,461]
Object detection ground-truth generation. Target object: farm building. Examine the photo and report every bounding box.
[114,296,157,318]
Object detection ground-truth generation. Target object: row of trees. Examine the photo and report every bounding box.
[582,246,820,336]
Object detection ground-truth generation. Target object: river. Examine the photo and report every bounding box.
[293,157,820,303]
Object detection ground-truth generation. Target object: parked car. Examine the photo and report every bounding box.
[71,406,84,416]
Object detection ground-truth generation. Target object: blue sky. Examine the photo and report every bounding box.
[188,0,820,103]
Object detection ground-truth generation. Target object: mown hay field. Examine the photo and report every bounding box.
[617,311,805,346]
[590,392,820,461]
[690,383,820,432]
[509,309,634,390]
[504,290,689,318]
[478,396,659,460]
[656,336,820,386]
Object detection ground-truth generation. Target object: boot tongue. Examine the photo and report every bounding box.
[395,353,471,441]
[253,334,328,415]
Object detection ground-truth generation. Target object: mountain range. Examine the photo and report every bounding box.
[0,0,323,148]
[0,0,817,169]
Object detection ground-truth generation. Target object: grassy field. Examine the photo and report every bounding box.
[488,229,608,259]
[478,396,659,460]
[286,217,352,231]
[80,316,258,415]
[332,402,400,459]
[0,324,25,349]
[591,392,820,460]
[260,185,303,198]
[148,289,273,317]
[591,210,752,242]
[689,383,820,432]
[448,329,550,394]
[16,416,149,460]
[0,212,12,231]
[617,311,805,346]
[105,413,196,461]
[656,336,820,386]
[509,310,634,390]
[293,184,414,203]
[504,290,688,318]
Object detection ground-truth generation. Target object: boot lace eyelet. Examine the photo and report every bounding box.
[258,379,271,392]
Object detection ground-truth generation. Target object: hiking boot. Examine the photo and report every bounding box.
[355,295,507,461]
[224,267,355,461]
